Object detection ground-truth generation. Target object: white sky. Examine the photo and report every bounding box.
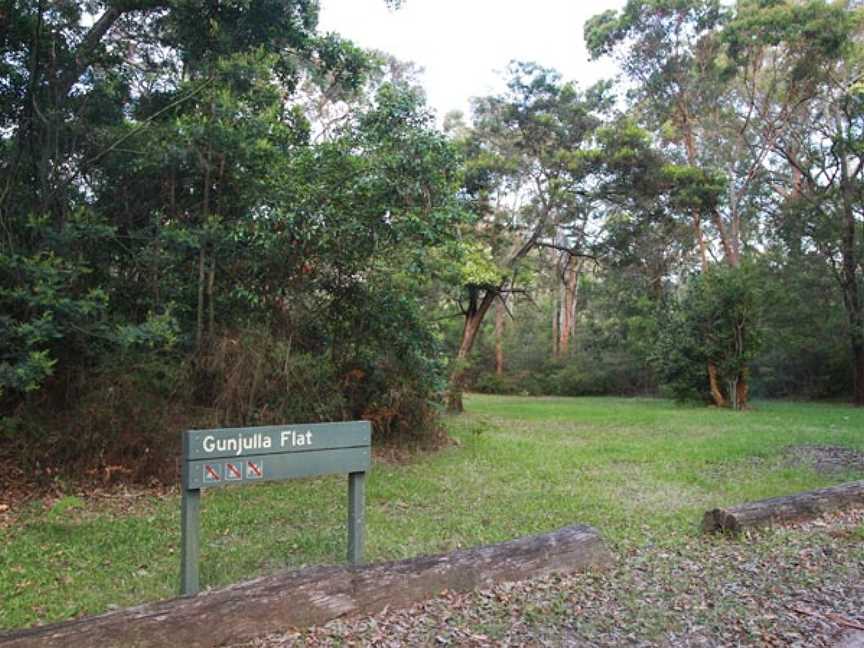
[318,0,626,123]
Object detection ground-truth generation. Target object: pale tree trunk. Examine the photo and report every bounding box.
[725,199,748,410]
[495,296,506,376]
[447,288,498,412]
[551,252,565,360]
[558,258,582,357]
[551,285,560,360]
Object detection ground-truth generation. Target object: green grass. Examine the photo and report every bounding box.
[2,395,863,630]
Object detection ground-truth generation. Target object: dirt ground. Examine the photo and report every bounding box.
[233,444,864,647]
[786,445,864,476]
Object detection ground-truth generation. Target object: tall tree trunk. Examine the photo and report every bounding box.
[732,319,749,410]
[835,111,864,406]
[152,238,161,311]
[559,258,581,357]
[732,367,749,409]
[207,253,216,341]
[681,104,730,408]
[552,255,564,360]
[495,296,506,376]
[448,288,497,413]
[551,286,560,360]
[735,371,749,410]
[197,128,213,352]
[707,363,727,408]
[196,245,206,351]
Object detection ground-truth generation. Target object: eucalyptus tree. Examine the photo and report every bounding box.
[585,0,824,408]
[750,1,864,404]
[444,62,610,411]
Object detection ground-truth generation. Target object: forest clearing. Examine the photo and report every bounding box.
[4,0,864,644]
[2,395,863,644]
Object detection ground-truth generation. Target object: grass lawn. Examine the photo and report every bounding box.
[2,394,864,631]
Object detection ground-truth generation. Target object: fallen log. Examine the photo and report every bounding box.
[702,480,864,534]
[0,524,609,648]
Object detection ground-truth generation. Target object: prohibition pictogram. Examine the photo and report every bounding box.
[246,460,263,479]
[225,462,243,481]
[203,463,222,483]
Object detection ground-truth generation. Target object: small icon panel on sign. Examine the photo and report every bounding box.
[203,463,222,483]
[225,462,243,481]
[246,460,263,479]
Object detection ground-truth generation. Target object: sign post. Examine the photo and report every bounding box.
[347,471,365,564]
[180,420,371,596]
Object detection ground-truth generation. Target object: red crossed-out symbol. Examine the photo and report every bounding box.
[246,460,262,478]
[205,464,221,481]
[226,462,242,480]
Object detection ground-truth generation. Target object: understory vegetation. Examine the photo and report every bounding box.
[466,257,854,402]
[2,394,863,630]
[3,2,864,642]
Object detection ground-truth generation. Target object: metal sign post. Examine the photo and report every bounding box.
[180,420,371,596]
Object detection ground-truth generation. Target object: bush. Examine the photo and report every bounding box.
[652,265,762,405]
[471,350,654,399]
[473,372,526,395]
[4,355,209,482]
[3,321,447,483]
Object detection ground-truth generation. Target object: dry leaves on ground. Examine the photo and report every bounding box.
[240,509,864,647]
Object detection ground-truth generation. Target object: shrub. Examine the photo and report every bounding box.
[4,322,447,483]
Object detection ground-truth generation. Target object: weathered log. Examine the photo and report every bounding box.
[0,524,609,648]
[702,480,864,534]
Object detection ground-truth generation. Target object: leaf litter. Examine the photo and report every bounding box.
[238,508,864,647]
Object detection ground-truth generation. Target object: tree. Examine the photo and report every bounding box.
[585,0,843,408]
[443,62,609,411]
[744,1,864,404]
[0,0,469,468]
[654,264,762,405]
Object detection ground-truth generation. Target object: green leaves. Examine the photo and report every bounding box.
[653,264,763,404]
[724,0,857,76]
[0,0,470,418]
[0,242,110,398]
[662,164,726,212]
[456,242,506,288]
[115,312,180,352]
[584,10,624,60]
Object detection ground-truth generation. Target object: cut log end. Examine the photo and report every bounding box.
[702,480,864,535]
[701,508,738,534]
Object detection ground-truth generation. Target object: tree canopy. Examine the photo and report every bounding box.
[3,0,864,480]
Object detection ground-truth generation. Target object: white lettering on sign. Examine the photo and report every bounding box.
[201,432,273,456]
[280,430,313,448]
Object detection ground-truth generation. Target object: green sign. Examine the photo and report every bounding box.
[180,421,371,596]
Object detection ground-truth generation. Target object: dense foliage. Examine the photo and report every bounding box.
[461,0,864,410]
[3,0,864,480]
[0,0,466,477]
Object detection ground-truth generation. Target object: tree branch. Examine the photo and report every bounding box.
[56,2,170,100]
